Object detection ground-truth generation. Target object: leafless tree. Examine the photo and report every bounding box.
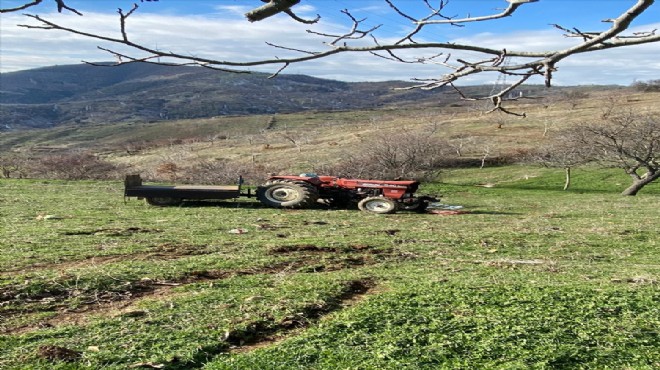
[0,153,29,178]
[448,134,475,157]
[552,111,659,195]
[35,151,120,180]
[332,129,450,179]
[631,79,660,92]
[245,133,267,146]
[533,136,593,190]
[584,112,658,195]
[203,134,228,148]
[479,143,493,170]
[561,90,591,110]
[8,0,659,116]
[184,159,268,185]
[279,129,315,152]
[540,118,557,138]
[122,140,149,156]
[489,111,509,129]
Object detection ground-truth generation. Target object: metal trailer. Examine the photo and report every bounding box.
[124,174,250,207]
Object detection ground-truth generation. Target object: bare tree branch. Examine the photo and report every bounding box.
[1,0,82,15]
[1,0,43,13]
[54,0,82,15]
[245,0,319,24]
[283,9,320,25]
[11,0,660,116]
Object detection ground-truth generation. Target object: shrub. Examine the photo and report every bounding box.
[34,151,121,180]
[183,159,271,185]
[631,79,660,92]
[0,152,29,178]
[156,162,180,181]
[321,130,451,180]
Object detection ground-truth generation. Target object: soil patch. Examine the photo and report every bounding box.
[1,243,210,275]
[61,227,162,237]
[36,345,82,362]
[269,244,392,255]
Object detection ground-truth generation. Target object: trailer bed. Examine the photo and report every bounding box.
[124,175,245,206]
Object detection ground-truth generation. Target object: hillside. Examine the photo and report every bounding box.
[0,63,449,130]
[0,63,588,131]
[2,63,656,193]
[2,84,658,188]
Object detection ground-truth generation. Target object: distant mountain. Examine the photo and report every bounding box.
[1,63,464,131]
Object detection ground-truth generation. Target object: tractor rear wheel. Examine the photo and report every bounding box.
[146,197,182,207]
[358,196,398,214]
[257,180,319,208]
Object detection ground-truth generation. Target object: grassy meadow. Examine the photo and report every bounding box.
[1,166,658,369]
[1,88,659,368]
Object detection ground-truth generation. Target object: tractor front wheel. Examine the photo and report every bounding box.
[358,196,398,214]
[257,181,319,208]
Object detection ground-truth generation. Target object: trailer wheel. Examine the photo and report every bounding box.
[146,197,182,207]
[257,180,319,208]
[358,196,398,214]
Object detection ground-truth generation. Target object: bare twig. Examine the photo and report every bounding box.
[416,0,539,25]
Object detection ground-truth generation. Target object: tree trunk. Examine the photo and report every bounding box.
[621,171,660,196]
[563,167,571,190]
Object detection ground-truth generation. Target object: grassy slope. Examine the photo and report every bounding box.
[0,89,659,369]
[0,167,658,369]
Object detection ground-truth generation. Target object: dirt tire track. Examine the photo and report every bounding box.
[167,279,377,369]
[1,261,299,335]
[0,243,212,276]
[1,250,390,335]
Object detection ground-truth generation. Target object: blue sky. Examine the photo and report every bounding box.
[1,0,659,85]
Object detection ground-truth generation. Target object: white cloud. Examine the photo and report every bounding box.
[1,11,658,86]
[212,5,250,16]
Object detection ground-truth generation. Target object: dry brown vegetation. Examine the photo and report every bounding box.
[2,89,659,185]
[93,89,660,183]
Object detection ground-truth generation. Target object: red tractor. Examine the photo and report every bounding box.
[257,174,437,214]
[125,173,437,214]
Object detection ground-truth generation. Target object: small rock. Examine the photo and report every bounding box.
[36,214,63,221]
[228,228,248,234]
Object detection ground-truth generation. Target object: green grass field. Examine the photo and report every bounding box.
[1,167,658,369]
